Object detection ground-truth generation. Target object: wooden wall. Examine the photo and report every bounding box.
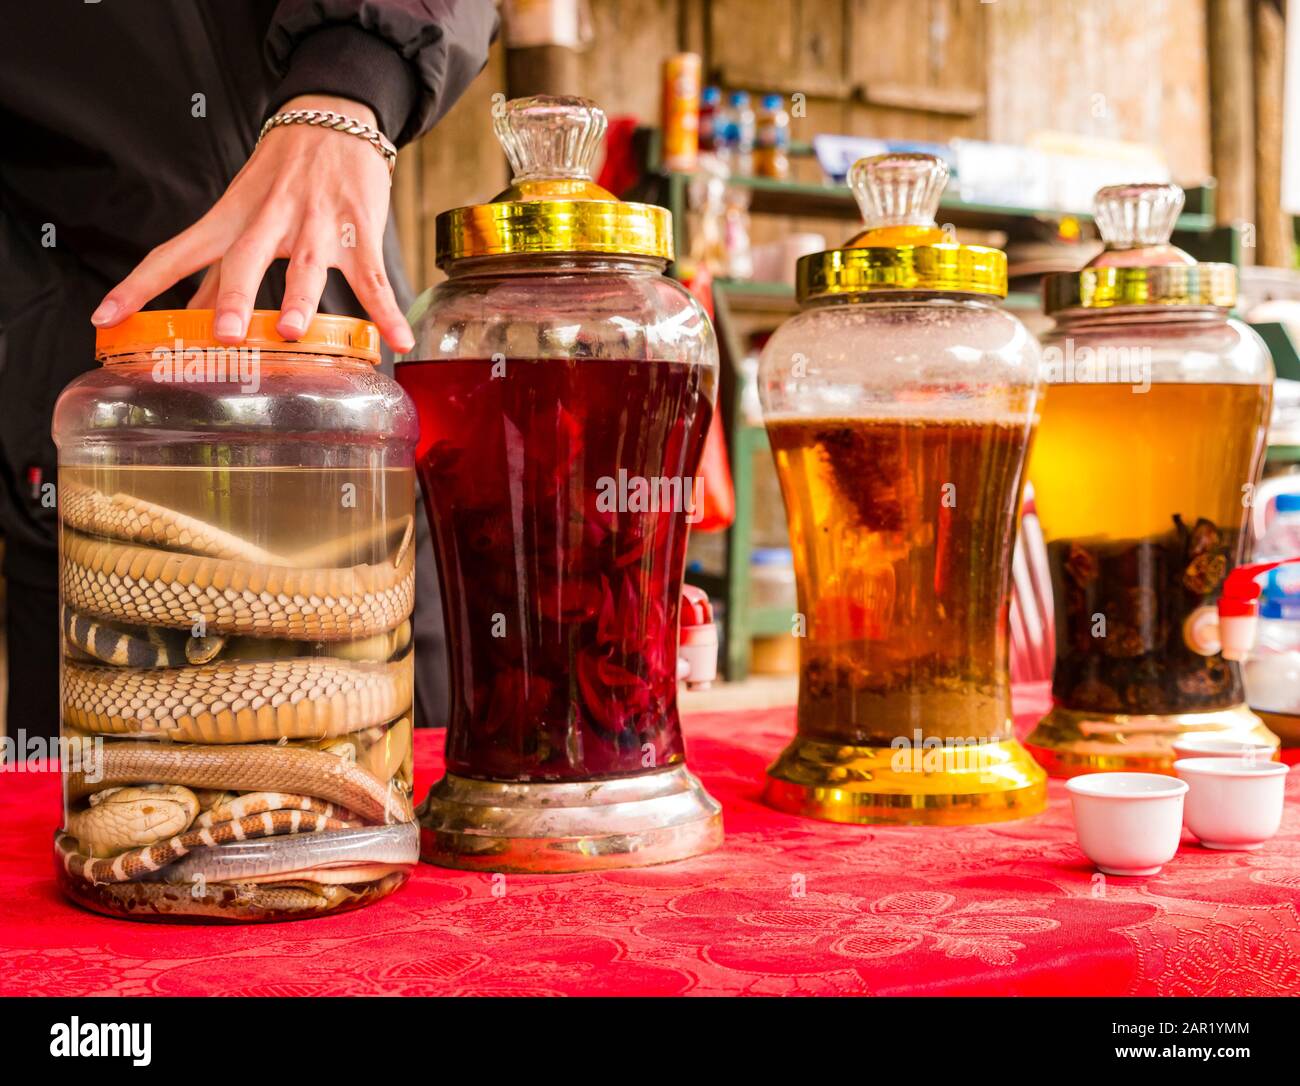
[393,0,1213,285]
[986,0,1211,183]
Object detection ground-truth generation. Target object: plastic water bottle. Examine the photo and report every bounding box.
[722,91,755,175]
[699,85,721,154]
[1244,491,1300,738]
[754,93,790,179]
[1255,492,1300,561]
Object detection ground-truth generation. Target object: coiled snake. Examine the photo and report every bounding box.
[57,481,419,909]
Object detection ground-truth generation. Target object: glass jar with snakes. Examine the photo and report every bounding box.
[52,309,421,921]
[397,94,724,871]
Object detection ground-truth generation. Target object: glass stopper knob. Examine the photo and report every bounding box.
[848,152,950,230]
[495,95,607,183]
[1093,183,1185,248]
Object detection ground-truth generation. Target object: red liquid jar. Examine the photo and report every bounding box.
[398,96,723,871]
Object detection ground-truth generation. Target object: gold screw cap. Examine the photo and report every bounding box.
[797,152,1007,302]
[436,96,673,266]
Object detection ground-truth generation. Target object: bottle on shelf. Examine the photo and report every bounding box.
[686,155,729,276]
[1254,492,1300,562]
[719,90,755,175]
[660,53,701,172]
[698,85,721,156]
[750,547,799,676]
[722,183,753,280]
[754,93,790,179]
[1244,491,1300,746]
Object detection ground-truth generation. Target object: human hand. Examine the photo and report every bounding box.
[91,94,414,352]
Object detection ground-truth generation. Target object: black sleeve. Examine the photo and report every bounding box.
[265,0,498,146]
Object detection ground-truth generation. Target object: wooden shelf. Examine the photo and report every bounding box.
[669,171,1219,240]
[748,606,797,637]
[709,278,795,300]
[709,277,1040,312]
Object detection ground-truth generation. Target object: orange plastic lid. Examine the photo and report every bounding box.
[94,310,382,364]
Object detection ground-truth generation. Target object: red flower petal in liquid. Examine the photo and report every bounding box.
[583,501,614,549]
[595,576,620,645]
[536,574,605,623]
[461,507,514,556]
[613,528,652,569]
[481,667,557,743]
[638,592,672,678]
[543,402,586,483]
[577,649,653,731]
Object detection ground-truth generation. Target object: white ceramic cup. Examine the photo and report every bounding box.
[1170,733,1276,762]
[1173,757,1290,851]
[1066,772,1189,876]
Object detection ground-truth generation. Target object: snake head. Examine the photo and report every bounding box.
[68,784,202,857]
[185,635,228,665]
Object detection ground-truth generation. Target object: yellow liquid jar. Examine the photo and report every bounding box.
[1025,183,1278,775]
[758,154,1046,824]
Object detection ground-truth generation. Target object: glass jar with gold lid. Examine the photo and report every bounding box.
[398,96,723,870]
[758,153,1047,824]
[1025,183,1277,775]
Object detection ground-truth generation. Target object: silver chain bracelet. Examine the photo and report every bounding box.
[257,109,398,177]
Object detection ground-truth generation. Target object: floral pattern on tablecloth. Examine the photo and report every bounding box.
[1,685,1298,995]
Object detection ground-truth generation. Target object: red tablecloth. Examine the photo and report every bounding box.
[2,684,1298,996]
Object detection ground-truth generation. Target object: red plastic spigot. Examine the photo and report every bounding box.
[1217,556,1300,661]
[678,585,719,689]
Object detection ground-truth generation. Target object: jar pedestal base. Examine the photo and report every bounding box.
[418,765,723,872]
[1255,708,1300,749]
[762,734,1047,825]
[1025,702,1280,777]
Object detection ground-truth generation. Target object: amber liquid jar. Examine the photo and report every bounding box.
[1025,183,1278,775]
[759,153,1047,825]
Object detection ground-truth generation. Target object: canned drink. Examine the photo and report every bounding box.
[661,53,701,172]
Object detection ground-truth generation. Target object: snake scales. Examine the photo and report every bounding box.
[57,480,419,911]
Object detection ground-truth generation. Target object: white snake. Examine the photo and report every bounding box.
[55,825,418,921]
